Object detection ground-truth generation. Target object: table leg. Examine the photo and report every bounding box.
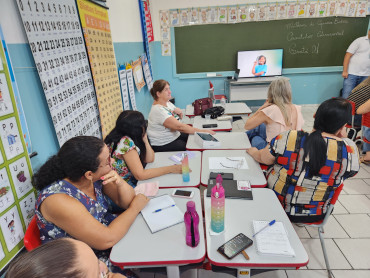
[237,268,251,278]
[166,266,180,278]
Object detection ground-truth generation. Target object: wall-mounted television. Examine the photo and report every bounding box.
[237,49,283,78]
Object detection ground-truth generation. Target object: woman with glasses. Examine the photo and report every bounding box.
[6,238,125,278]
[247,98,360,223]
[32,136,148,276]
[104,110,182,188]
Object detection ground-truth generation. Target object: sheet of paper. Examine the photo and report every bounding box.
[253,220,295,257]
[209,157,248,170]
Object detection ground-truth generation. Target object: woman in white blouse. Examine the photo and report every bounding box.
[147,79,215,152]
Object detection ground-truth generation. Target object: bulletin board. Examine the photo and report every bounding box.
[0,37,35,271]
[16,0,102,146]
[77,0,123,138]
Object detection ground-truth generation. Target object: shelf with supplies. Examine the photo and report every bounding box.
[225,77,289,102]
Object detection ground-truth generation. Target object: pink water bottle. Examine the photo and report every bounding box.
[211,174,225,233]
[184,201,200,247]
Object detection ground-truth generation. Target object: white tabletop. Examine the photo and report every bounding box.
[137,151,202,188]
[192,116,232,131]
[201,150,266,188]
[204,188,308,269]
[110,188,206,276]
[186,132,251,151]
[185,103,252,117]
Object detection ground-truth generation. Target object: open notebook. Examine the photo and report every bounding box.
[253,220,295,257]
[141,195,184,233]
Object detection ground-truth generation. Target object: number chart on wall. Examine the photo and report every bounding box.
[0,36,35,271]
[16,0,102,146]
[77,0,123,137]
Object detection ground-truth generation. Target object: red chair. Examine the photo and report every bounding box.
[362,112,370,144]
[24,216,41,251]
[300,183,344,278]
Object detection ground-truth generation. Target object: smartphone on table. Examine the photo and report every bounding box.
[172,189,194,199]
[202,124,218,128]
[217,233,253,260]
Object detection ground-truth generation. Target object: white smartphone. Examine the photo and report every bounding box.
[172,189,194,199]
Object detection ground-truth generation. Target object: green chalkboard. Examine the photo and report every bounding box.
[174,16,369,73]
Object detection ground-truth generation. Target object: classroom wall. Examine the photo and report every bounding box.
[0,0,365,171]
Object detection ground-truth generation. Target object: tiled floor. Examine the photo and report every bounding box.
[134,104,370,277]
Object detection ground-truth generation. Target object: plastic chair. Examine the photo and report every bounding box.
[299,183,344,278]
[24,216,41,251]
[345,100,361,140]
[362,112,370,144]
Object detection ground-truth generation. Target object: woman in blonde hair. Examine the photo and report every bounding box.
[244,77,304,149]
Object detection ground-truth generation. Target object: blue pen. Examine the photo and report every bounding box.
[152,204,175,213]
[252,220,276,237]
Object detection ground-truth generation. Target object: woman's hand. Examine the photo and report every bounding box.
[173,107,183,119]
[101,170,124,186]
[170,164,183,174]
[202,129,216,135]
[129,194,149,212]
[143,132,149,144]
[258,100,271,111]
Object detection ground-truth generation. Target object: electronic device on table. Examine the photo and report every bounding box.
[217,233,253,260]
[237,49,283,78]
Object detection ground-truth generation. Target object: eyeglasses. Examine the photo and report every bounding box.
[99,156,111,168]
[220,157,244,169]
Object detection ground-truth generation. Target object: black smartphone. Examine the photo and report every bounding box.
[197,133,218,142]
[209,172,233,180]
[217,233,253,260]
[202,124,218,128]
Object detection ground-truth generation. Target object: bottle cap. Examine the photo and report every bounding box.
[186,201,196,212]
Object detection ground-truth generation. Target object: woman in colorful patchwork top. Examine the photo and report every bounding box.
[32,136,149,265]
[147,79,215,152]
[247,98,360,222]
[104,110,182,188]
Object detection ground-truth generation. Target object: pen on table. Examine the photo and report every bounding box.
[252,220,276,237]
[152,204,175,213]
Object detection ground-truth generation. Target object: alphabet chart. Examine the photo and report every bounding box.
[9,157,32,200]
[0,29,35,270]
[0,206,24,253]
[77,0,123,137]
[16,0,102,146]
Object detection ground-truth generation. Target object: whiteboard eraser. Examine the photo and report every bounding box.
[206,73,217,77]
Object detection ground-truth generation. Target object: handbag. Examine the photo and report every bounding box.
[192,98,213,116]
[202,106,225,119]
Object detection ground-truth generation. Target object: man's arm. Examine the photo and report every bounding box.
[342,52,353,79]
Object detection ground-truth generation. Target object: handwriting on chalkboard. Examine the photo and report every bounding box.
[286,18,348,55]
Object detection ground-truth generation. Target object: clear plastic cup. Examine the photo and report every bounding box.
[205,114,211,122]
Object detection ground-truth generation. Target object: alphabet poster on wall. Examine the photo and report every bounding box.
[118,67,130,110]
[0,27,35,271]
[77,0,123,137]
[0,207,24,252]
[0,74,14,117]
[0,168,15,214]
[0,117,24,161]
[19,192,36,227]
[9,157,32,200]
[16,0,102,146]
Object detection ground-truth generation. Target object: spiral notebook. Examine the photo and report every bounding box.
[141,195,184,233]
[252,220,295,257]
